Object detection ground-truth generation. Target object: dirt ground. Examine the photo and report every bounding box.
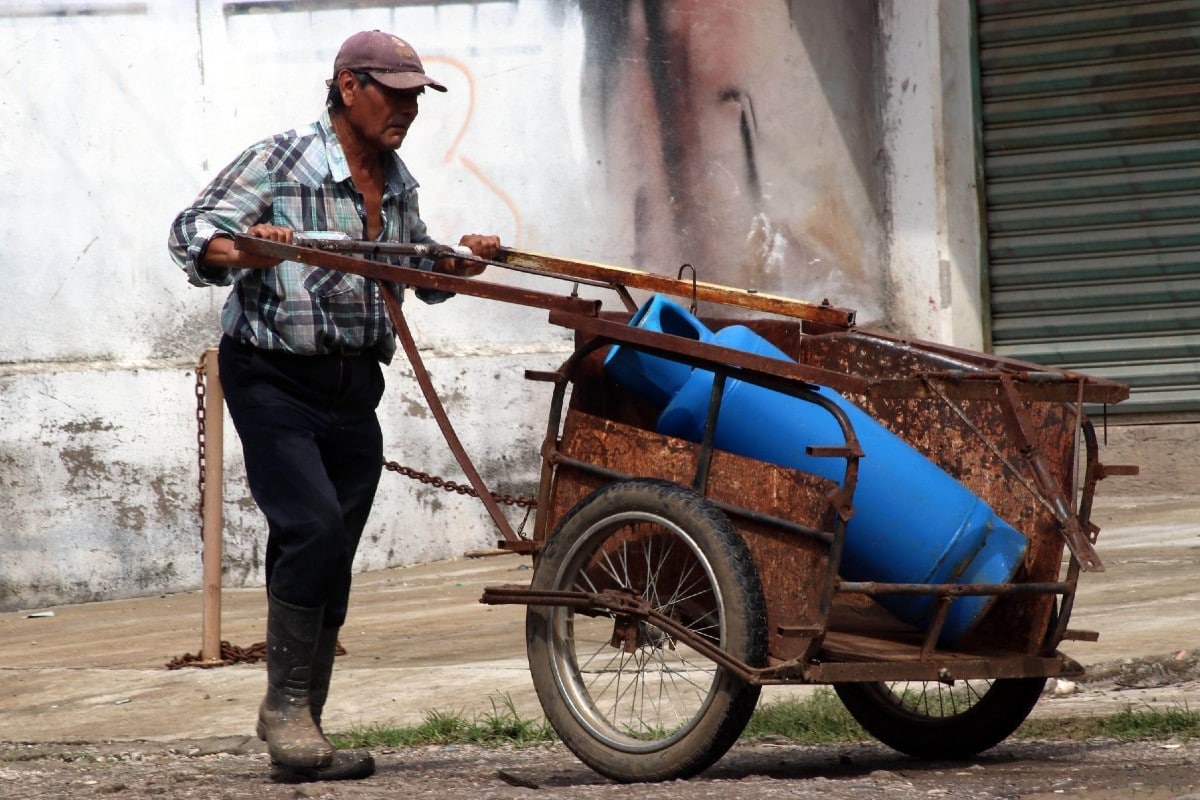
[2,422,1199,798]
[0,737,1198,800]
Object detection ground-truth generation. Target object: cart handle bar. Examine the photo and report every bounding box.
[236,234,857,328]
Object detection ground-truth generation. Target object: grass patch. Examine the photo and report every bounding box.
[330,689,1200,750]
[742,689,869,743]
[1016,703,1200,742]
[330,695,555,750]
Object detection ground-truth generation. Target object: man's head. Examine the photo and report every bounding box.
[329,30,447,94]
[327,31,445,153]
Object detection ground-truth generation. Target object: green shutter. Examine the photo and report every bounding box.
[977,0,1200,414]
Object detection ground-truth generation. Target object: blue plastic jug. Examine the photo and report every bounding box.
[602,295,712,407]
[603,297,1027,642]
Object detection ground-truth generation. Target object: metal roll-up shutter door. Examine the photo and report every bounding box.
[977,0,1200,415]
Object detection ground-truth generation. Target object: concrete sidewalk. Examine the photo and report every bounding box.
[3,420,1200,745]
[0,554,538,743]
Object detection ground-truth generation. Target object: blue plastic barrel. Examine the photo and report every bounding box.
[602,295,713,407]
[603,297,1027,642]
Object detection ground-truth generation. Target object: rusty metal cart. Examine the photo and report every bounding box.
[237,235,1137,784]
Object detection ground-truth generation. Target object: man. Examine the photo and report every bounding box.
[168,30,501,782]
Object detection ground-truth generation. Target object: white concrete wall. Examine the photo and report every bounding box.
[0,0,973,610]
[879,0,985,347]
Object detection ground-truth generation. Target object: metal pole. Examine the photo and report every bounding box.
[200,347,225,664]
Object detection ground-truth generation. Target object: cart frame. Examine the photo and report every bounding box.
[234,234,1138,776]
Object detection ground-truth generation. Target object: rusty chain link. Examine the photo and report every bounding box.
[382,459,536,508]
[181,353,533,669]
[195,353,209,542]
[195,355,535,535]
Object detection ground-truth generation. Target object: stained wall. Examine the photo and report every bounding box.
[0,0,975,609]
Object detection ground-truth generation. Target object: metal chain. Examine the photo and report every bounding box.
[195,351,534,537]
[195,353,208,542]
[382,458,536,508]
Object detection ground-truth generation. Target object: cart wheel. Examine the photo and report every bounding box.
[834,676,1046,759]
[526,478,767,783]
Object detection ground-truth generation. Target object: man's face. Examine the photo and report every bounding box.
[341,72,423,152]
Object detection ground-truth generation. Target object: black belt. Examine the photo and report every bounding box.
[227,337,374,360]
[333,346,374,359]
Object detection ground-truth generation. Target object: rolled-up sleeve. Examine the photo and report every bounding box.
[168,146,272,287]
[405,190,455,305]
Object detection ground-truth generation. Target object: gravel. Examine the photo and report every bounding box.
[2,735,1198,800]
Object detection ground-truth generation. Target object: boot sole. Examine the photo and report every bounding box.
[256,713,334,768]
[270,751,376,783]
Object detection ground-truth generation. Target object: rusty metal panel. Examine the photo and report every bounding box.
[550,411,836,664]
[530,312,1120,674]
[799,330,1078,654]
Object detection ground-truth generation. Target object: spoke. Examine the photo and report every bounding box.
[643,535,657,602]
[591,537,629,590]
[607,646,635,722]
[662,558,703,609]
[652,647,713,697]
[663,577,711,611]
[644,650,688,729]
[886,678,995,719]
[683,609,721,642]
[574,621,620,675]
[611,649,649,728]
[665,653,718,689]
[575,568,601,594]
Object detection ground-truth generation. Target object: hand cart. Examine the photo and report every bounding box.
[236,234,1137,783]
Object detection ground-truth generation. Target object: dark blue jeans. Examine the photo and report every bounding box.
[218,335,385,628]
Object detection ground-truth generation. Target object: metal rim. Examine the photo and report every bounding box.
[547,509,728,754]
[869,678,996,719]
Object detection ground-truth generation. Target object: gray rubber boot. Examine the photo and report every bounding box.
[269,625,375,783]
[255,593,335,770]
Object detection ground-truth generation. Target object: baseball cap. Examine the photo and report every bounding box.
[329,30,447,92]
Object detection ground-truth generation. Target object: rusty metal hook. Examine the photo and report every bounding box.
[677,263,699,314]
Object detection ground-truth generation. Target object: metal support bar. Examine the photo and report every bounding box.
[837,580,1073,597]
[691,371,728,493]
[480,584,1087,683]
[381,289,521,544]
[482,585,759,682]
[498,247,857,327]
[233,235,602,318]
[547,311,870,396]
[996,375,1104,572]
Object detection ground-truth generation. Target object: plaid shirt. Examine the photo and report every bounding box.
[168,109,450,363]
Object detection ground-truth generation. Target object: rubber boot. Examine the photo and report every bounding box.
[269,625,375,783]
[255,593,335,770]
[307,624,339,731]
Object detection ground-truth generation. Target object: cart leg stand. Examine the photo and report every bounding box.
[200,347,225,665]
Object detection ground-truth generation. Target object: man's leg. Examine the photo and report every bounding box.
[268,354,384,782]
[318,354,386,627]
[217,338,354,770]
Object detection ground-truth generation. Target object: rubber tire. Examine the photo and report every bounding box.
[526,479,767,783]
[834,676,1047,759]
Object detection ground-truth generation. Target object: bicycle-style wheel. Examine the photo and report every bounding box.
[526,479,767,782]
[834,676,1047,759]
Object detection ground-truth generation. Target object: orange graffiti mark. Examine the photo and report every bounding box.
[425,55,522,245]
[460,154,523,245]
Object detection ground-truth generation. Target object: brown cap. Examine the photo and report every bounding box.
[330,30,447,92]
